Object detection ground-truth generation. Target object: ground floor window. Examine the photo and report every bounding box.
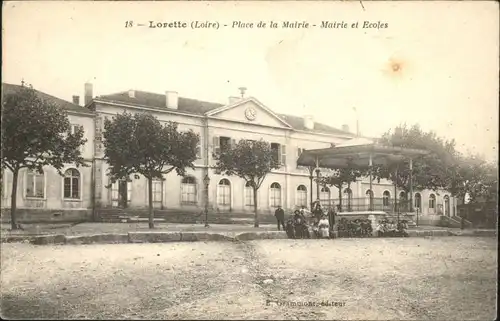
[26,170,45,198]
[181,176,197,204]
[296,185,307,207]
[152,179,163,204]
[217,178,231,205]
[244,181,254,206]
[63,169,80,199]
[270,182,281,207]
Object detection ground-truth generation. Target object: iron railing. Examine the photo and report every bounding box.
[320,197,413,213]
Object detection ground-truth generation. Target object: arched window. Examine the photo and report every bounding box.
[429,194,436,210]
[414,193,422,210]
[320,186,330,207]
[244,181,254,206]
[217,178,231,205]
[296,185,307,207]
[382,191,391,207]
[444,195,450,216]
[181,176,197,204]
[365,189,374,209]
[63,169,80,199]
[270,182,281,207]
[343,188,353,211]
[399,191,408,211]
[26,170,45,198]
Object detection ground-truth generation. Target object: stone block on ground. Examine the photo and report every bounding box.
[65,234,129,245]
[180,232,236,242]
[30,234,66,245]
[128,232,182,243]
[235,231,287,241]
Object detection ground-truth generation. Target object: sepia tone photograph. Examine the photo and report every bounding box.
[1,1,498,320]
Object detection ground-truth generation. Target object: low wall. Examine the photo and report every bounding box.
[0,208,92,224]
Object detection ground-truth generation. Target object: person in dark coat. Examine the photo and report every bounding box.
[274,205,286,231]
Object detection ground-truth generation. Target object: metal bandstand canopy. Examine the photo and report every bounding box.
[297,137,430,214]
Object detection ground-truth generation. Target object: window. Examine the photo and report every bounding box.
[26,170,45,198]
[152,179,163,203]
[70,124,83,135]
[382,191,391,207]
[270,182,281,207]
[296,185,307,207]
[297,148,305,168]
[63,169,80,199]
[181,176,197,204]
[320,186,330,207]
[444,195,450,216]
[344,188,353,211]
[244,181,254,206]
[429,194,436,209]
[217,179,231,205]
[220,137,231,152]
[271,143,286,166]
[414,193,422,209]
[111,179,132,207]
[213,136,234,155]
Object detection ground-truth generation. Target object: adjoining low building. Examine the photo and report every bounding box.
[1,82,456,225]
[1,83,95,223]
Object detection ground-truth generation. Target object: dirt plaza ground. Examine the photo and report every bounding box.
[1,237,497,320]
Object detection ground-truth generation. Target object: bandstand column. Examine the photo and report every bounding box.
[315,168,321,203]
[369,154,373,211]
[393,167,398,214]
[409,158,414,213]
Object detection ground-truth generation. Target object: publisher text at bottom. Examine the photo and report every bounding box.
[266,299,346,307]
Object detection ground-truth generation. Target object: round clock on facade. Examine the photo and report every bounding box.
[245,107,257,121]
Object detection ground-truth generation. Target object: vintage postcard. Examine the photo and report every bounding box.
[1,1,498,320]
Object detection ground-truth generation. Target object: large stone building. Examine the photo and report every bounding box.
[1,82,455,224]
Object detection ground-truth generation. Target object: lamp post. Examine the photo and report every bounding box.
[203,174,210,228]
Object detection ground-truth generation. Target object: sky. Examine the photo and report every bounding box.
[3,1,499,161]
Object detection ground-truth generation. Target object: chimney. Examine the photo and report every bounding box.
[341,124,350,133]
[165,91,179,109]
[304,115,314,130]
[228,96,240,105]
[72,95,80,105]
[128,89,135,98]
[84,83,93,106]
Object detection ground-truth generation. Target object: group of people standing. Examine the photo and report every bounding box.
[275,200,335,239]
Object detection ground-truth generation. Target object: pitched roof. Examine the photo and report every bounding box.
[97,89,353,136]
[2,83,94,116]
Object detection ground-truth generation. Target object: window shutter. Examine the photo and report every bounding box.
[281,144,287,166]
[196,145,202,159]
[213,136,220,154]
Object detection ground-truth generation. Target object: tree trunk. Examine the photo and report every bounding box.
[253,186,259,228]
[148,177,154,229]
[10,169,19,230]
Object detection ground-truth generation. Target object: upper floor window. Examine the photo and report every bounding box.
[26,170,45,198]
[213,136,235,154]
[271,143,286,166]
[63,169,81,199]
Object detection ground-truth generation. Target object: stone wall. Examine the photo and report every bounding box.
[1,208,92,224]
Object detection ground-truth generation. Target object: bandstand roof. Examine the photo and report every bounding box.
[297,137,430,169]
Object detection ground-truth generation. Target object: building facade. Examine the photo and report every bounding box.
[1,83,95,222]
[1,82,455,224]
